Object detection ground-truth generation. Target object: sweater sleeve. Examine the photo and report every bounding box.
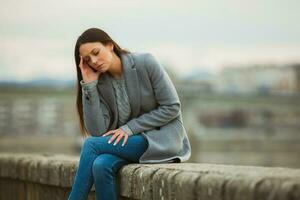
[81,79,111,136]
[124,53,181,135]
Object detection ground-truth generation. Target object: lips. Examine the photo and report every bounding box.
[97,64,104,69]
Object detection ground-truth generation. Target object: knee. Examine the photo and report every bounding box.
[83,136,96,146]
[82,136,104,150]
[81,137,94,151]
[92,154,114,175]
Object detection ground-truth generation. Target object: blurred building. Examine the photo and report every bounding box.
[0,88,79,136]
[292,64,300,91]
[213,64,300,95]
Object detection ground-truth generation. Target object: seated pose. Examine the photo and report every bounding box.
[68,27,192,200]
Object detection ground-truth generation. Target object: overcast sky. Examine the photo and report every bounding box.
[1,0,300,81]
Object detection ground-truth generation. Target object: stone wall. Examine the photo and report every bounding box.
[0,153,299,200]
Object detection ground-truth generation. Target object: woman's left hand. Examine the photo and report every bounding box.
[102,128,129,146]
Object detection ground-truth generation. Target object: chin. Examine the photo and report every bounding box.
[99,67,108,73]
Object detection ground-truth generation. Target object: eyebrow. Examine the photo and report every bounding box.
[82,48,98,60]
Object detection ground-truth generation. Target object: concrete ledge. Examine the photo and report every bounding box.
[0,153,300,200]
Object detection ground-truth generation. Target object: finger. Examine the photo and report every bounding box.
[103,130,116,137]
[122,134,128,147]
[79,56,88,72]
[102,130,115,137]
[108,132,120,144]
[80,56,90,70]
[113,133,125,146]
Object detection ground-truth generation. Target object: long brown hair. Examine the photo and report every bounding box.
[74,27,130,137]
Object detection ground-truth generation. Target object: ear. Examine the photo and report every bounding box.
[107,42,114,51]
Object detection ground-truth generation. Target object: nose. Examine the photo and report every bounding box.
[90,56,97,65]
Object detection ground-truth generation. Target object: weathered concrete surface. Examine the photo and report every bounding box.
[119,163,300,200]
[1,153,300,200]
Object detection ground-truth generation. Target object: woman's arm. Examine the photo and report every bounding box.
[81,79,111,136]
[124,53,181,135]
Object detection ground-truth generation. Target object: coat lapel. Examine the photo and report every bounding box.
[121,53,141,119]
[97,53,141,129]
[97,73,117,127]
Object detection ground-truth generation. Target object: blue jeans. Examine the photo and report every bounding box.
[68,134,148,200]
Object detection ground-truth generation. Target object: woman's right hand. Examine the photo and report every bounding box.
[79,55,102,83]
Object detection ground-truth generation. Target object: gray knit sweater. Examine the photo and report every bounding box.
[80,75,134,136]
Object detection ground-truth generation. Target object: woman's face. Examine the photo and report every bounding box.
[79,41,114,73]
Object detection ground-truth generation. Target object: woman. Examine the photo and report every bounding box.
[68,27,191,200]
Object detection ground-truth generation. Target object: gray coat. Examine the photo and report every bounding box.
[81,52,192,164]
